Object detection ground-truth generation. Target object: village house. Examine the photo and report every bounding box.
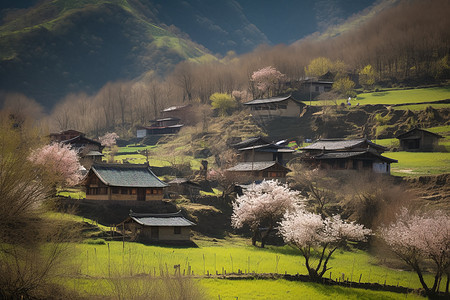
[166,178,202,199]
[231,136,295,165]
[396,127,443,152]
[84,163,168,201]
[226,136,295,182]
[230,136,272,149]
[226,161,291,181]
[243,95,305,118]
[136,118,184,138]
[302,80,333,94]
[49,130,104,169]
[119,211,195,242]
[161,104,197,126]
[49,129,84,142]
[300,138,397,174]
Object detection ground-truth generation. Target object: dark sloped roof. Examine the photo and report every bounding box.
[226,161,290,172]
[139,124,184,129]
[302,138,387,152]
[91,163,168,188]
[244,95,303,106]
[84,150,104,157]
[396,127,444,139]
[62,135,103,148]
[162,104,191,112]
[315,151,398,163]
[231,136,272,149]
[238,144,295,153]
[129,211,195,227]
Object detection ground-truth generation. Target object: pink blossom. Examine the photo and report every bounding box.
[28,142,82,186]
[279,208,371,280]
[379,208,449,296]
[251,66,286,97]
[232,180,305,247]
[99,132,119,147]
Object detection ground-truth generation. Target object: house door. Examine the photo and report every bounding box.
[137,188,146,201]
[151,227,159,240]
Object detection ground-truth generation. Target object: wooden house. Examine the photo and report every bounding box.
[303,150,397,174]
[136,118,183,138]
[49,130,104,169]
[63,135,104,169]
[396,128,443,152]
[120,211,195,242]
[237,144,295,166]
[301,138,387,155]
[84,163,168,201]
[161,104,197,126]
[301,138,396,174]
[230,136,272,149]
[302,80,333,94]
[231,136,295,166]
[49,129,84,142]
[166,178,202,199]
[226,161,290,181]
[243,95,305,118]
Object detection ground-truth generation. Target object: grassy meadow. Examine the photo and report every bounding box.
[55,232,435,299]
[200,279,424,300]
[384,152,450,177]
[313,86,450,110]
[56,237,431,299]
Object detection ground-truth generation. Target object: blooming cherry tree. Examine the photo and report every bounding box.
[99,132,119,147]
[251,66,286,98]
[232,180,305,247]
[279,209,371,281]
[28,142,82,187]
[380,208,450,297]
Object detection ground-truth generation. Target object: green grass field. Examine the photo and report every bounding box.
[200,278,423,300]
[384,152,450,176]
[67,238,431,290]
[313,86,450,110]
[59,238,433,299]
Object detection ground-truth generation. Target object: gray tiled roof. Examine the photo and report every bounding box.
[226,161,290,172]
[84,150,104,157]
[302,138,386,151]
[315,151,398,163]
[238,144,295,153]
[130,211,195,227]
[91,163,168,188]
[244,95,302,105]
[231,136,272,149]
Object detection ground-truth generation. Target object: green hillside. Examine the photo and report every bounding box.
[0,0,214,107]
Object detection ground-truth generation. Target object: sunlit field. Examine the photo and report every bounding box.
[312,86,450,109]
[65,239,431,291]
[384,152,450,176]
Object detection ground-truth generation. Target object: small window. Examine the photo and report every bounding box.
[112,188,119,194]
[174,227,181,234]
[121,188,128,195]
[131,189,136,195]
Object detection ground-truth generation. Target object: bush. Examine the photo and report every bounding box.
[83,238,106,245]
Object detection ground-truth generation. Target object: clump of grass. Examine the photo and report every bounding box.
[83,239,106,245]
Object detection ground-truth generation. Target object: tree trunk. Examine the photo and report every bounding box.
[251,229,258,246]
[260,225,273,248]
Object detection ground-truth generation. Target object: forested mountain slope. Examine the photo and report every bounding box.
[0,0,381,108]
